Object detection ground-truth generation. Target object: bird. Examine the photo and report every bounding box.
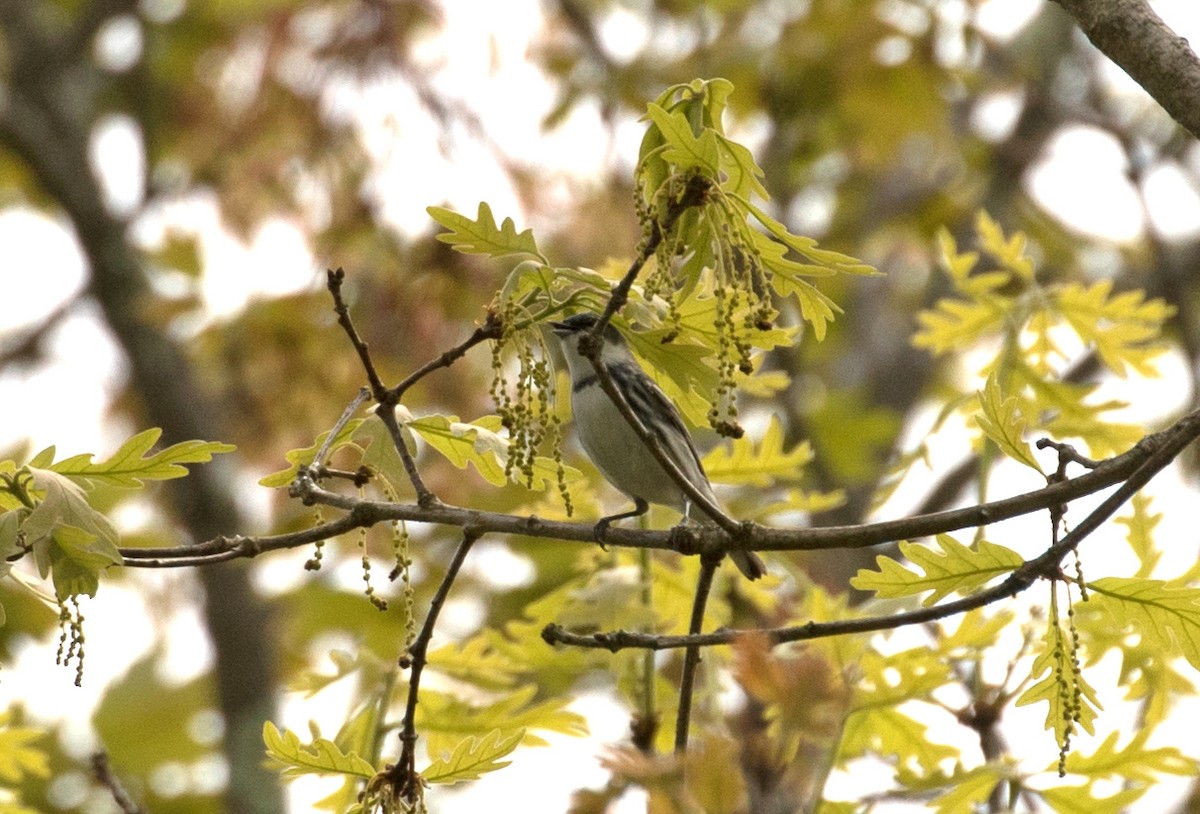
[550,312,766,580]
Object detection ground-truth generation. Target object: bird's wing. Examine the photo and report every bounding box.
[608,363,711,487]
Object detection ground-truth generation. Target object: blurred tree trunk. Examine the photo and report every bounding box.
[0,4,282,813]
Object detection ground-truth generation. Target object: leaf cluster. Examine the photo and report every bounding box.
[915,212,1173,460]
[0,430,234,607]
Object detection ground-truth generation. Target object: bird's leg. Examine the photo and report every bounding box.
[594,497,649,544]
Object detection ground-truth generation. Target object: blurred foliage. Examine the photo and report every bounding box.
[2,0,1200,812]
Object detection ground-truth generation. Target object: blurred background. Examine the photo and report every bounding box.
[2,0,1199,812]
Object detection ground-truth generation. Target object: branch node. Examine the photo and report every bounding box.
[669,524,702,556]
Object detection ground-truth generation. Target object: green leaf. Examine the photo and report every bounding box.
[405,414,508,487]
[1087,577,1200,671]
[423,729,524,785]
[913,221,1015,353]
[24,469,123,598]
[1015,621,1101,744]
[928,766,1003,814]
[417,685,588,757]
[643,104,720,175]
[288,649,385,698]
[772,274,841,341]
[1056,280,1173,378]
[976,210,1035,280]
[713,133,768,200]
[850,535,1023,606]
[48,429,235,489]
[1060,729,1195,781]
[938,609,1015,654]
[427,202,544,261]
[745,201,878,276]
[840,706,958,773]
[259,419,364,488]
[623,328,717,427]
[975,372,1044,474]
[1038,784,1145,814]
[913,293,1009,355]
[262,722,376,780]
[0,712,50,783]
[1114,493,1161,579]
[352,412,416,495]
[701,416,812,485]
[93,651,216,772]
[427,638,522,691]
[806,389,900,484]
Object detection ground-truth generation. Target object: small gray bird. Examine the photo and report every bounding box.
[550,312,766,580]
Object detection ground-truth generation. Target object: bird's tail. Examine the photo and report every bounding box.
[730,549,767,581]
[693,508,767,580]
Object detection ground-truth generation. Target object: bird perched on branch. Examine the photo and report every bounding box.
[550,312,766,580]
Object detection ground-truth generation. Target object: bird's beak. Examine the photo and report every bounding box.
[549,320,570,335]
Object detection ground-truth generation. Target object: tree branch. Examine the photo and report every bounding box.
[386,527,483,803]
[543,404,1200,652]
[91,752,145,814]
[387,307,503,401]
[1052,0,1200,141]
[674,557,718,752]
[115,406,1200,570]
[326,269,437,506]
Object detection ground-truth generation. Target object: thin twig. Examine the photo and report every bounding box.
[325,269,436,505]
[374,404,438,507]
[674,557,718,752]
[327,269,387,397]
[91,752,145,814]
[310,387,371,472]
[593,172,712,334]
[387,308,504,401]
[387,527,483,802]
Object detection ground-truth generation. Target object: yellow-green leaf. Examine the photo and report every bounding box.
[1038,784,1145,814]
[644,103,720,175]
[1114,493,1161,579]
[262,722,375,780]
[851,535,1023,606]
[25,469,123,597]
[259,420,364,488]
[702,416,812,485]
[975,372,1044,473]
[1060,729,1195,781]
[46,429,235,489]
[840,706,958,773]
[0,713,50,783]
[1056,280,1172,378]
[1015,621,1100,744]
[427,202,544,261]
[423,729,524,785]
[417,685,587,757]
[1087,577,1200,671]
[929,766,1004,814]
[976,210,1035,280]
